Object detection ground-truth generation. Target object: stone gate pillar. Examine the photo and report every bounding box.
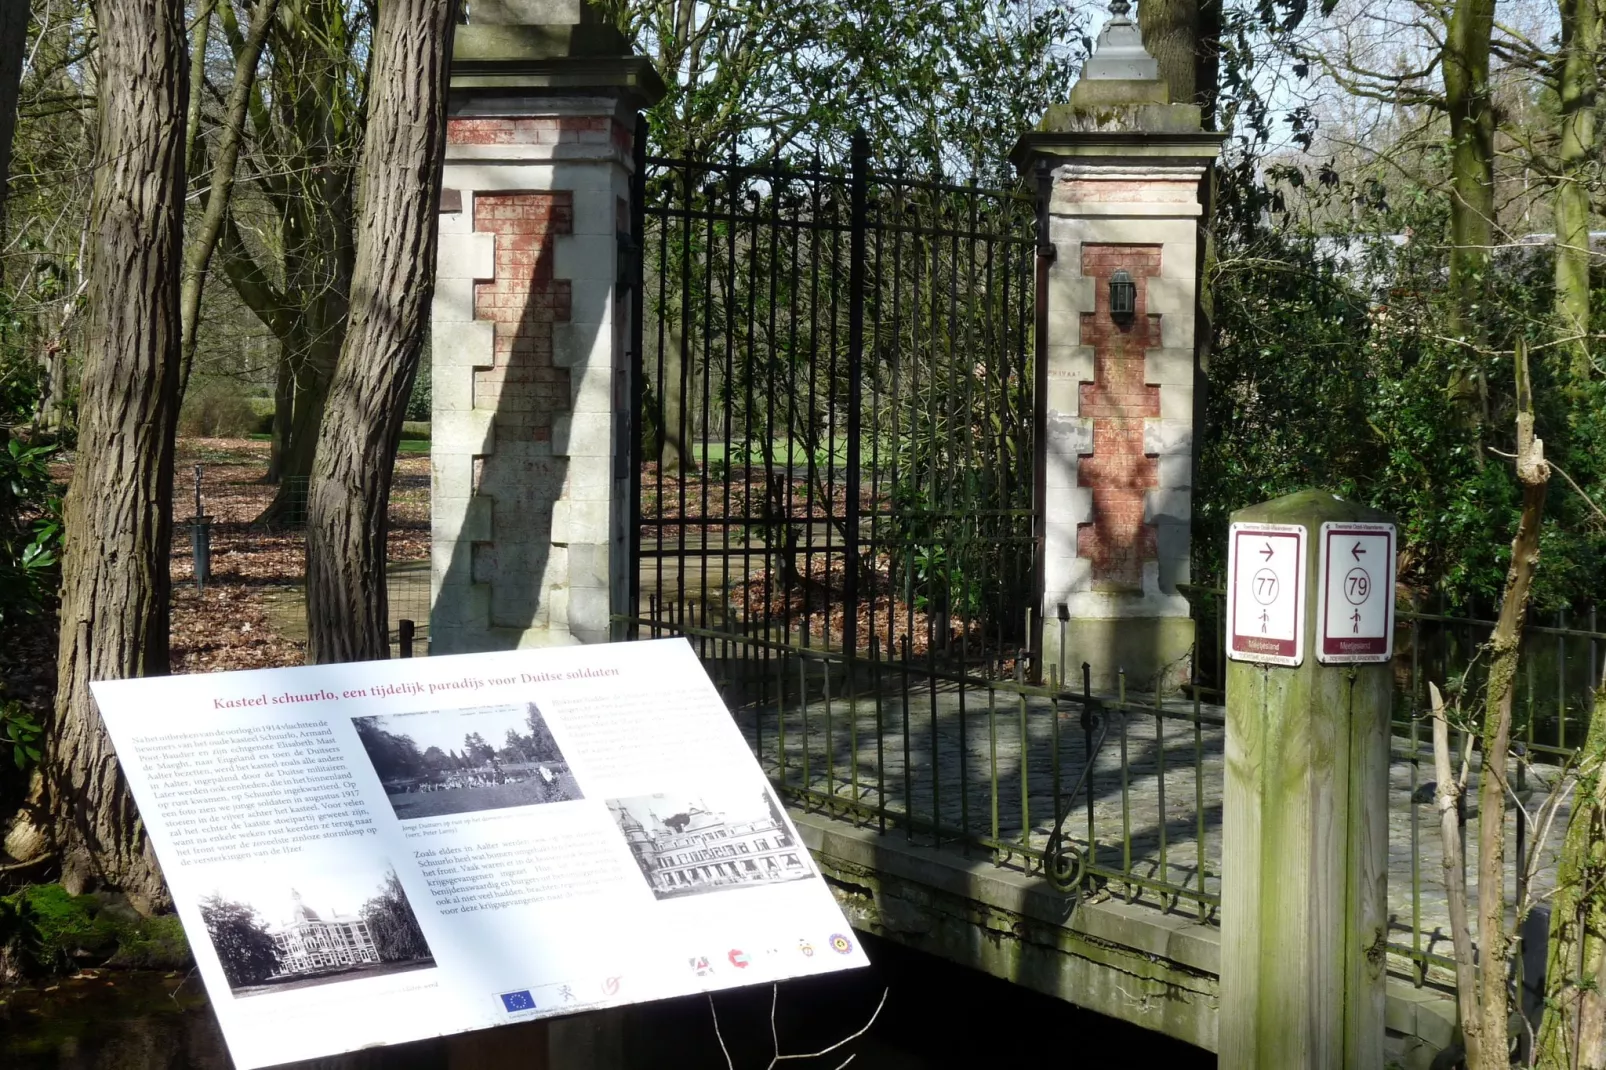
[1014,1,1221,692]
[430,1,662,654]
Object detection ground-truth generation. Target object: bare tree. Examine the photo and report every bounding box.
[43,0,187,910]
[303,0,453,663]
[177,0,281,397]
[214,0,366,496]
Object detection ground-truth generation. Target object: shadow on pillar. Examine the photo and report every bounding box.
[434,188,611,651]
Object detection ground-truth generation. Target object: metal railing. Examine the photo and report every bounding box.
[624,586,1601,987]
[623,611,1224,922]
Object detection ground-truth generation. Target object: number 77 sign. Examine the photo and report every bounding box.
[1227,522,1307,666]
[1316,522,1396,663]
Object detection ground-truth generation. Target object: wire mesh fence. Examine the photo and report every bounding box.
[168,440,431,667]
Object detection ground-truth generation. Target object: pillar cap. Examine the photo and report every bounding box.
[1010,126,1223,174]
[1081,0,1161,84]
[1011,0,1223,175]
[1230,489,1396,529]
[449,0,666,108]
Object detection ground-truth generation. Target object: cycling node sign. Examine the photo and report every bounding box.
[1316,521,1396,664]
[1227,522,1307,666]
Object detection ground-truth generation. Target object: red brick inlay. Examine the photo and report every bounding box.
[471,192,574,442]
[1077,244,1163,589]
[447,116,631,151]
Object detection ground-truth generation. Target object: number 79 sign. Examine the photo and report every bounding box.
[1227,522,1307,666]
[1316,521,1396,663]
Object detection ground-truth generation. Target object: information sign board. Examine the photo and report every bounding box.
[1227,522,1307,666]
[90,639,867,1069]
[1316,521,1397,663]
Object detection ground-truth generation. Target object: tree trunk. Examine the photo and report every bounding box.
[0,0,30,282]
[659,318,688,472]
[256,282,343,522]
[254,32,357,524]
[303,0,454,663]
[1138,0,1198,104]
[1194,0,1223,127]
[1443,0,1496,424]
[1553,0,1600,389]
[265,340,294,483]
[46,0,187,913]
[1432,682,1485,1068]
[1537,676,1606,1069]
[1473,341,1549,1067]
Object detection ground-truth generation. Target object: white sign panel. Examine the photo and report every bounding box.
[91,639,867,1069]
[1317,521,1397,663]
[1227,522,1307,666]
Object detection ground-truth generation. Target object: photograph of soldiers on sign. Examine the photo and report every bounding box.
[607,787,813,900]
[199,861,435,997]
[353,703,582,820]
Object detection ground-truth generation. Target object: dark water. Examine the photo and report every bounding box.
[3,934,1215,1068]
[624,933,1216,1068]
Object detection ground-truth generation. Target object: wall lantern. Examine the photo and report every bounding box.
[1109,269,1136,325]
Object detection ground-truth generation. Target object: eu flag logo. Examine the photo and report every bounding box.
[500,990,536,1013]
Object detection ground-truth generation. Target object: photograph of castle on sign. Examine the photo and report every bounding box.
[198,861,435,997]
[352,702,582,820]
[606,787,812,900]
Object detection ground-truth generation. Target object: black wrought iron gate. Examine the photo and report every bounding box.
[627,132,1040,675]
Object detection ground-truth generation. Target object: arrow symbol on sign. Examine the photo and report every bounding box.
[1352,541,1366,561]
[1260,543,1274,562]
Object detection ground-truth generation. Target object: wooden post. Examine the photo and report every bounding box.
[1219,490,1394,1070]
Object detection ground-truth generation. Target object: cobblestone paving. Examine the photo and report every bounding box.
[727,672,1569,979]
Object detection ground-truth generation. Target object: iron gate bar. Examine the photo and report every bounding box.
[626,113,647,639]
[843,131,868,666]
[637,138,1040,670]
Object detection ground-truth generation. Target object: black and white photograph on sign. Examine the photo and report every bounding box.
[607,786,812,900]
[353,703,582,820]
[199,860,435,997]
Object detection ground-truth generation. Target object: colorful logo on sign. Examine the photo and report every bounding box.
[829,934,853,955]
[798,939,814,957]
[690,956,713,976]
[500,990,536,1013]
[728,949,750,969]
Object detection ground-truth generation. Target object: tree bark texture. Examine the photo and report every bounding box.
[1473,342,1549,1067]
[1443,0,1496,422]
[303,0,453,663]
[47,0,187,912]
[1537,677,1606,1069]
[1138,0,1198,105]
[0,0,30,276]
[1553,0,1600,389]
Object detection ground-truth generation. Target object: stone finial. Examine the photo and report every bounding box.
[1082,0,1161,82]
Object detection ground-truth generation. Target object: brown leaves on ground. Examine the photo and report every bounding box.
[165,438,428,672]
[736,554,978,658]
